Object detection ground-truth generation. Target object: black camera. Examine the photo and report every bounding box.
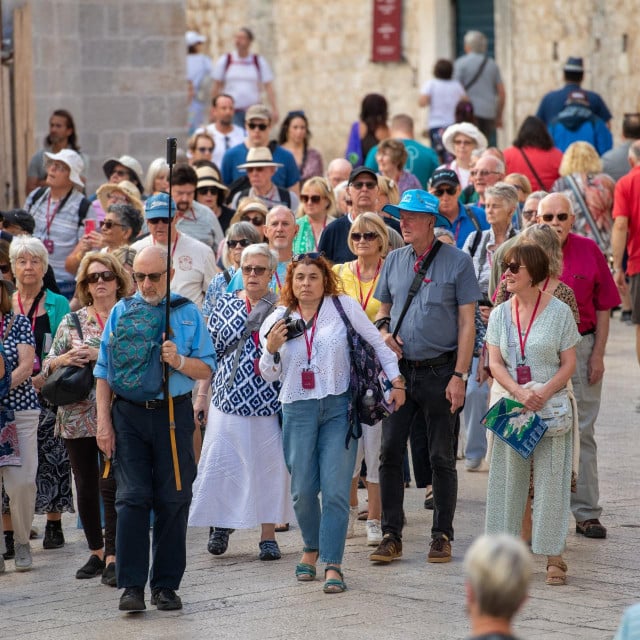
[284,317,306,340]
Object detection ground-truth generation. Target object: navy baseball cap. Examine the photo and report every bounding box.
[382,189,452,229]
[429,168,460,189]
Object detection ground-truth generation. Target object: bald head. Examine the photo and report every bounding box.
[326,158,352,188]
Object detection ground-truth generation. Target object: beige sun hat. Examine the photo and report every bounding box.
[96,180,144,214]
[442,122,488,155]
[237,147,283,170]
[196,165,228,192]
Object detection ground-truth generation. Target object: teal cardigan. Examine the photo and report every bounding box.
[43,289,71,357]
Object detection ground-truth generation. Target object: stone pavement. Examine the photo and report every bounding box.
[1,319,638,640]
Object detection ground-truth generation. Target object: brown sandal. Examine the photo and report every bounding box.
[546,557,568,586]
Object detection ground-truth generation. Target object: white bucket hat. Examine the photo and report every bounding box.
[44,149,85,189]
[442,122,488,155]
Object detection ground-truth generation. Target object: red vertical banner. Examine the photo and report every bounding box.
[372,0,402,62]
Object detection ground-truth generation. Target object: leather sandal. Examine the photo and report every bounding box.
[546,557,568,586]
[323,565,346,594]
[575,519,607,539]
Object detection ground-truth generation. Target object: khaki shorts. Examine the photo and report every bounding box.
[629,273,640,324]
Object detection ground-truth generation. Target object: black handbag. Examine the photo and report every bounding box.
[41,313,94,406]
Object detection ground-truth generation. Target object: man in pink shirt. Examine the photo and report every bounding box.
[611,140,640,366]
[538,193,620,539]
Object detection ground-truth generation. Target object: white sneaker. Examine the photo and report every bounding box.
[366,519,383,546]
[15,543,32,572]
[346,506,358,539]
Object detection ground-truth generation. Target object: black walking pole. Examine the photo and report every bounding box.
[165,137,182,490]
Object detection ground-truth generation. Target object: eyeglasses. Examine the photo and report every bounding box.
[148,217,171,225]
[453,139,474,146]
[0,264,11,274]
[242,216,265,226]
[196,147,213,154]
[85,270,117,284]
[111,169,129,178]
[300,194,322,204]
[350,232,378,242]
[433,186,457,197]
[292,252,323,262]
[100,220,126,230]
[132,271,167,283]
[470,170,501,178]
[247,122,268,131]
[501,262,523,274]
[197,187,218,196]
[107,194,129,204]
[350,181,377,190]
[522,209,537,220]
[540,213,570,222]
[241,265,268,275]
[228,238,251,248]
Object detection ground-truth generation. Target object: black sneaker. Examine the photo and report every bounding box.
[76,554,106,579]
[102,562,117,587]
[3,531,14,560]
[207,527,234,555]
[43,522,65,549]
[119,587,146,612]
[150,588,182,611]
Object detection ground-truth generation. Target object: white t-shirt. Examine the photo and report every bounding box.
[204,123,246,168]
[212,52,274,111]
[131,232,216,309]
[420,78,466,129]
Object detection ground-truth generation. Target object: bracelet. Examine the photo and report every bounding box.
[393,385,406,390]
[374,316,391,330]
[197,393,208,398]
[176,354,186,371]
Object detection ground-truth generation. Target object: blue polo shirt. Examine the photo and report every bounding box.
[374,243,481,360]
[449,202,488,249]
[221,143,301,189]
[94,292,216,398]
[536,83,612,125]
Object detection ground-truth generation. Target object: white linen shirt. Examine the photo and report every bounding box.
[259,294,400,404]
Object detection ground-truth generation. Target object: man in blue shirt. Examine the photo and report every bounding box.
[428,168,488,248]
[95,245,216,613]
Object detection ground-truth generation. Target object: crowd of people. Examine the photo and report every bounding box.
[0,25,638,634]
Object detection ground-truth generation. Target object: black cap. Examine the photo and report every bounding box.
[429,168,460,189]
[348,166,378,184]
[2,209,35,235]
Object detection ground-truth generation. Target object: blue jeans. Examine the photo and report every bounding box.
[380,360,458,540]
[112,397,196,591]
[281,391,356,564]
[463,356,489,462]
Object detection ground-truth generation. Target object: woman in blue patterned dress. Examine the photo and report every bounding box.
[189,243,294,560]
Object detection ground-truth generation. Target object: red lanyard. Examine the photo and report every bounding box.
[274,270,282,293]
[541,277,550,292]
[515,290,542,361]
[454,219,462,243]
[245,299,260,351]
[355,259,381,311]
[45,194,63,237]
[299,306,319,366]
[153,233,179,259]
[94,311,105,331]
[18,293,38,333]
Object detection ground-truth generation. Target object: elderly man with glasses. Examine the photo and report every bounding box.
[537,193,619,540]
[131,193,215,309]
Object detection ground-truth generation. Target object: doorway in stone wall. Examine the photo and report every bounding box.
[454,0,495,57]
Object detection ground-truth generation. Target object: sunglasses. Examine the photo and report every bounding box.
[85,270,117,284]
[100,220,125,230]
[350,232,378,242]
[132,271,167,283]
[433,186,457,197]
[197,187,218,196]
[242,216,265,226]
[111,169,129,178]
[453,139,474,146]
[148,217,171,225]
[522,209,537,220]
[247,122,268,131]
[241,265,269,275]
[196,147,213,154]
[228,238,251,248]
[350,181,377,190]
[501,262,523,274]
[0,264,11,274]
[293,252,323,263]
[540,213,570,222]
[300,194,322,204]
[470,170,501,178]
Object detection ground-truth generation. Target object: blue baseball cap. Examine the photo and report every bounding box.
[382,189,452,229]
[144,192,176,219]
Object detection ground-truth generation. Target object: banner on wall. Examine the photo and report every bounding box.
[372,0,402,62]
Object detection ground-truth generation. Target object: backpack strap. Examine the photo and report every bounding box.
[276,187,291,208]
[463,55,489,91]
[28,187,48,213]
[464,204,482,233]
[78,198,92,225]
[517,148,545,190]
[469,230,483,258]
[69,312,84,342]
[222,268,232,285]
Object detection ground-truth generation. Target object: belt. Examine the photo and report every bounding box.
[580,328,595,336]
[115,392,192,410]
[401,351,456,368]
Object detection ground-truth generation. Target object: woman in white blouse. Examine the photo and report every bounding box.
[260,253,404,594]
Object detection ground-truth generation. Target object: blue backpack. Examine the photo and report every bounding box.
[107,295,191,402]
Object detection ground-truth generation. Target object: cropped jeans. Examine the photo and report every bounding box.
[281,391,356,565]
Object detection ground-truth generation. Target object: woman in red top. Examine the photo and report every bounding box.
[503,116,563,191]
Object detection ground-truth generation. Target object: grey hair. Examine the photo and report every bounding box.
[485,182,519,211]
[223,221,262,268]
[9,235,49,272]
[629,139,640,161]
[240,242,278,272]
[464,534,532,620]
[108,203,143,239]
[464,31,487,54]
[434,227,455,242]
[528,190,549,202]
[520,223,563,277]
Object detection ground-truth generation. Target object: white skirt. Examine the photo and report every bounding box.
[188,405,295,529]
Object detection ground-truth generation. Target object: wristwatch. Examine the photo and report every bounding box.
[452,371,469,382]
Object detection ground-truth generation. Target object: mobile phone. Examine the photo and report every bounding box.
[84,220,96,235]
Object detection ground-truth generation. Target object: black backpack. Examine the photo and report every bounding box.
[28,187,92,227]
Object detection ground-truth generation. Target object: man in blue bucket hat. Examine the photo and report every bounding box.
[369,189,481,565]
